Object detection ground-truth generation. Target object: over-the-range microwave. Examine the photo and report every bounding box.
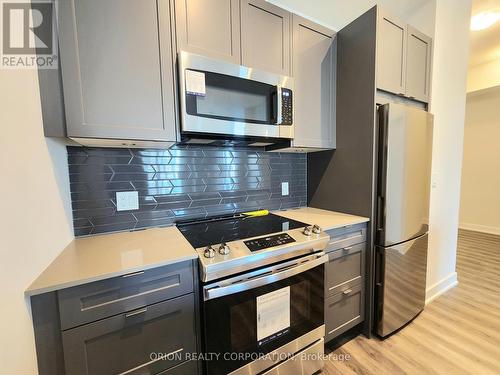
[178,51,294,148]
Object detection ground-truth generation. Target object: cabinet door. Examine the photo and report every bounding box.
[175,0,241,63]
[291,15,335,149]
[62,294,197,375]
[377,11,407,95]
[406,26,432,103]
[58,0,176,141]
[325,283,364,342]
[241,0,291,75]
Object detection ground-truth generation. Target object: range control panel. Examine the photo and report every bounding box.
[244,233,296,252]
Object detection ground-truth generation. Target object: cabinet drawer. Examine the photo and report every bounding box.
[62,294,197,375]
[326,242,365,297]
[158,360,199,374]
[58,261,194,330]
[325,283,364,342]
[325,223,367,252]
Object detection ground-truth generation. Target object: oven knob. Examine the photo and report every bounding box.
[218,243,230,255]
[312,224,322,234]
[204,246,216,258]
[303,226,312,236]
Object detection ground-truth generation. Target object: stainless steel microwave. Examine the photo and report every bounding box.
[178,51,294,142]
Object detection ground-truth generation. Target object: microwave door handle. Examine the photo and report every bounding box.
[204,254,328,301]
[276,85,282,125]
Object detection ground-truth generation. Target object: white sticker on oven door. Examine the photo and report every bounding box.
[185,70,206,96]
[256,286,290,344]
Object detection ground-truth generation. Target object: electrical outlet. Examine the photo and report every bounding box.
[116,191,139,211]
[281,182,289,196]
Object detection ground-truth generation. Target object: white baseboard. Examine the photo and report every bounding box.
[459,222,500,236]
[425,272,458,305]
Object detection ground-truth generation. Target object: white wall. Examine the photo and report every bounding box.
[425,0,471,302]
[459,87,500,234]
[467,59,500,92]
[0,67,74,373]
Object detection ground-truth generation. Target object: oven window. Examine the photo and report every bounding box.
[185,70,276,125]
[203,265,324,375]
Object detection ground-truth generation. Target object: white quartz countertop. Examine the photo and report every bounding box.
[26,226,198,296]
[26,207,369,297]
[274,207,369,231]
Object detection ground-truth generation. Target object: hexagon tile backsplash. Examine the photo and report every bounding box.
[68,145,307,236]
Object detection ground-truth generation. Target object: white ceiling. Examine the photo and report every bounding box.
[268,0,430,31]
[469,0,500,66]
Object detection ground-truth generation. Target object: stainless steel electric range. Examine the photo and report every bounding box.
[177,212,330,375]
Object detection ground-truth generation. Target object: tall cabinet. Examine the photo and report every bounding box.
[308,5,433,339]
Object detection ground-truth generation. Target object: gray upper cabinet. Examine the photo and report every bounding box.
[406,26,432,103]
[240,0,291,75]
[174,0,241,63]
[376,9,432,103]
[58,0,177,142]
[377,11,407,96]
[291,15,335,149]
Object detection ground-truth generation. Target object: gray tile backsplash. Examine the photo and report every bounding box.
[68,146,307,236]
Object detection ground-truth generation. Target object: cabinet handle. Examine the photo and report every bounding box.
[342,289,353,295]
[343,246,353,251]
[122,271,145,278]
[125,307,148,318]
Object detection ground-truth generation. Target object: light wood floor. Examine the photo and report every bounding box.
[324,230,500,375]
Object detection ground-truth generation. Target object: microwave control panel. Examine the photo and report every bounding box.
[280,88,293,125]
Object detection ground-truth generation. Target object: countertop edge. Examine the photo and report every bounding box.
[25,253,198,297]
[26,207,369,297]
[273,208,370,231]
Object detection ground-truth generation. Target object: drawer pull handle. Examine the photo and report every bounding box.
[125,307,148,318]
[342,289,353,295]
[122,271,145,278]
[343,246,353,251]
[118,348,184,375]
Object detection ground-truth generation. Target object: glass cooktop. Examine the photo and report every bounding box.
[177,213,309,249]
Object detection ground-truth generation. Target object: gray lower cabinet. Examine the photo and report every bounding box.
[62,294,196,375]
[174,0,241,63]
[324,223,367,342]
[325,283,364,342]
[30,260,200,375]
[291,15,336,150]
[58,0,177,142]
[240,0,291,75]
[58,262,194,330]
[326,242,365,296]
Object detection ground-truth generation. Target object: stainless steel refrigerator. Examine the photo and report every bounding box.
[374,103,433,338]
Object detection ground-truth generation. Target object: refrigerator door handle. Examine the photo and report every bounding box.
[377,196,385,232]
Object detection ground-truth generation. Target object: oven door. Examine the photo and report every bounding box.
[202,253,327,375]
[179,51,293,140]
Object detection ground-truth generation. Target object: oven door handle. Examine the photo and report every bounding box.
[204,254,328,301]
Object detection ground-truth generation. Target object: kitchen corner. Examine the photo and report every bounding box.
[7,0,460,373]
[26,207,367,297]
